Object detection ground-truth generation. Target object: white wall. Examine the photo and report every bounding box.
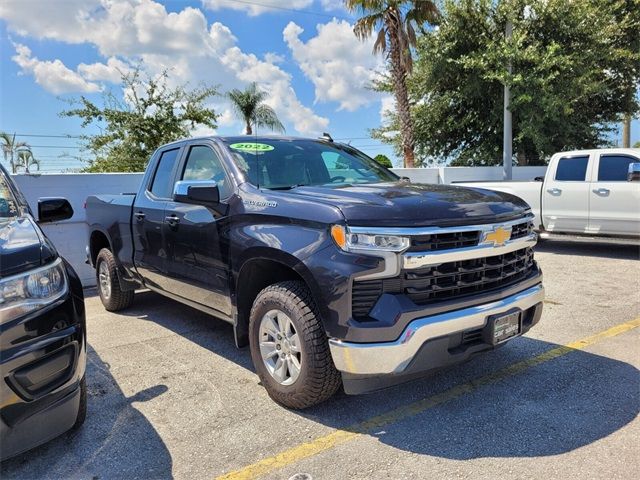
[392,166,547,183]
[11,167,546,287]
[13,173,144,287]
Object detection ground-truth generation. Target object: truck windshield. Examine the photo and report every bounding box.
[221,138,398,189]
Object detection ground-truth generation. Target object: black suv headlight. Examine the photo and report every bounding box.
[0,257,68,323]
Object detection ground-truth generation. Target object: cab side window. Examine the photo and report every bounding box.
[597,155,636,181]
[182,145,230,198]
[150,148,180,199]
[555,156,589,181]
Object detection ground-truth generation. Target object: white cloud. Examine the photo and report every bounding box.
[12,44,100,94]
[0,0,221,57]
[379,95,395,122]
[1,0,329,135]
[264,52,285,64]
[220,46,329,134]
[202,0,313,16]
[283,19,383,111]
[319,0,346,11]
[78,57,130,83]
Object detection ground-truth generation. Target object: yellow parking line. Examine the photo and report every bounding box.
[216,317,640,480]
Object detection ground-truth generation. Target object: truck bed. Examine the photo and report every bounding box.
[86,194,136,265]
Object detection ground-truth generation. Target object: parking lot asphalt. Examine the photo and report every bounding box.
[2,239,639,480]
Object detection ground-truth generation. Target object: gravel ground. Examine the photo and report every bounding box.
[1,238,639,480]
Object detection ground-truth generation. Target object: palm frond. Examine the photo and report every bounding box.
[406,1,440,26]
[253,104,285,134]
[373,27,387,55]
[226,82,284,134]
[353,13,384,40]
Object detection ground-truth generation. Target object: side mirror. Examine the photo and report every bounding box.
[173,180,220,205]
[400,176,411,183]
[628,163,640,182]
[38,198,73,224]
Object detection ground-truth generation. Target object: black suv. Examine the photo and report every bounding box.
[0,164,86,460]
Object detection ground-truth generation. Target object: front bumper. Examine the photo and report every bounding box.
[1,259,86,461]
[329,283,544,379]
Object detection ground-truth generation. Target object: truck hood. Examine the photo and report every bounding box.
[0,216,57,277]
[279,182,530,227]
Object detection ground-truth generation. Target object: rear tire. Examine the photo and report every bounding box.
[249,281,341,409]
[96,248,134,311]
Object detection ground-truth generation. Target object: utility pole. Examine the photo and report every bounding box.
[503,21,513,180]
[622,114,631,148]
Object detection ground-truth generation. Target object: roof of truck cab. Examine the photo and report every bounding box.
[166,135,327,146]
[553,147,640,156]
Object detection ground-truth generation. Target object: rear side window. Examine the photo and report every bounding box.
[555,156,589,181]
[597,155,637,181]
[181,145,230,197]
[150,148,180,198]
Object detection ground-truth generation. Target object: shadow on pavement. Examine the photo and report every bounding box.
[358,343,639,459]
[0,346,173,479]
[535,237,640,260]
[86,290,639,463]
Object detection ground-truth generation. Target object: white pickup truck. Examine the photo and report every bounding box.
[458,148,640,237]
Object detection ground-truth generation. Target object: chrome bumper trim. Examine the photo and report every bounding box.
[403,233,537,268]
[347,215,533,237]
[329,284,544,375]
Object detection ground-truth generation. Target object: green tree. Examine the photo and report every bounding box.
[374,0,640,166]
[374,153,393,168]
[15,149,40,173]
[62,69,218,172]
[633,140,640,148]
[347,0,439,168]
[226,82,285,135]
[1,132,35,174]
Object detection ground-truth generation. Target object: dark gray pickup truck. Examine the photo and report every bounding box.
[86,135,544,408]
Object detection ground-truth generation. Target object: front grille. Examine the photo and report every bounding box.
[407,220,533,253]
[510,221,534,240]
[408,230,480,252]
[352,247,536,319]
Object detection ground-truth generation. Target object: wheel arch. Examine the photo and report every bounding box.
[89,228,112,267]
[233,248,325,348]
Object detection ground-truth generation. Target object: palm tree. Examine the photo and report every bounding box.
[15,149,40,173]
[1,132,32,173]
[346,0,439,168]
[226,83,285,135]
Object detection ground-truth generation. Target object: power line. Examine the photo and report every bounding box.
[12,133,84,139]
[28,145,83,149]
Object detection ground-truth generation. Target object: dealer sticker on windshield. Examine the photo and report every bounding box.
[229,142,274,153]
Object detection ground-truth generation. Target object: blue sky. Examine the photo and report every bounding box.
[0,0,637,172]
[0,0,396,171]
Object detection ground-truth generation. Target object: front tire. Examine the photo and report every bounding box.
[249,281,341,409]
[96,248,134,311]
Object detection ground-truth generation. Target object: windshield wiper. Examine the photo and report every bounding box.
[267,184,308,190]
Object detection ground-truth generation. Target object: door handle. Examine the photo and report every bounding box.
[593,188,610,196]
[547,188,562,195]
[134,211,145,221]
[165,214,180,226]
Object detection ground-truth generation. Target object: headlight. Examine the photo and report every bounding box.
[331,225,409,252]
[0,257,68,324]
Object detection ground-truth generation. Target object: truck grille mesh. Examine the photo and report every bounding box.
[352,247,536,319]
[407,220,533,252]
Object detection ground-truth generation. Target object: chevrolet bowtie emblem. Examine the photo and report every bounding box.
[483,227,511,247]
